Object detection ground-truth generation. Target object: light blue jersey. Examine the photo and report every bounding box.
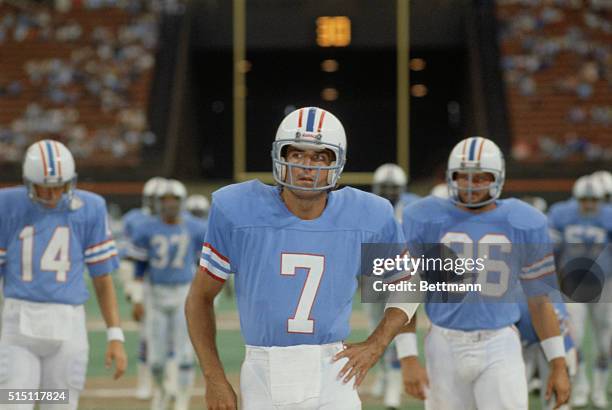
[199,180,405,347]
[402,196,557,331]
[547,199,612,268]
[118,208,153,259]
[0,187,119,305]
[400,192,420,206]
[130,215,207,285]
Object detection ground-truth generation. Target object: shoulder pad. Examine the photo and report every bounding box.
[505,198,548,230]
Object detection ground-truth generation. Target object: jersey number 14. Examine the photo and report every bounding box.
[20,226,70,282]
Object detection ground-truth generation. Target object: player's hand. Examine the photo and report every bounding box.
[105,340,127,380]
[132,302,144,322]
[333,339,385,388]
[545,358,570,409]
[205,378,237,410]
[401,356,429,400]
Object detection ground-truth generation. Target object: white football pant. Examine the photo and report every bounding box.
[424,324,528,410]
[240,342,361,410]
[0,298,88,410]
[146,284,195,395]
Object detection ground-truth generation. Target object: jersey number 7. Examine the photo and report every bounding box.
[281,253,325,334]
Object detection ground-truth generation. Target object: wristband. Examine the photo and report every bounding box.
[107,327,125,343]
[395,332,418,359]
[131,281,144,304]
[541,336,565,361]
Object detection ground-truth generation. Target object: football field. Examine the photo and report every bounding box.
[78,276,609,410]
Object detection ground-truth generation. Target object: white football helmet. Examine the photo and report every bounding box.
[185,194,210,219]
[155,179,187,219]
[272,107,347,191]
[572,175,604,200]
[142,176,166,212]
[446,136,505,208]
[591,170,612,201]
[23,139,77,206]
[372,163,407,204]
[430,183,449,199]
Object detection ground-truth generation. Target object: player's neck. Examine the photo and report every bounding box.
[457,201,497,214]
[280,189,328,220]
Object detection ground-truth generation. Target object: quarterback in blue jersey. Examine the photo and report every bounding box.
[0,140,126,410]
[400,137,570,410]
[548,175,612,409]
[185,107,418,410]
[129,179,207,410]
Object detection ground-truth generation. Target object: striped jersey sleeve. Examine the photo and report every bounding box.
[520,226,558,297]
[199,202,233,282]
[85,202,119,276]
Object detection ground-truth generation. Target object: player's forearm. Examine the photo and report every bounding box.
[527,296,561,340]
[185,288,227,381]
[367,307,412,351]
[92,274,121,328]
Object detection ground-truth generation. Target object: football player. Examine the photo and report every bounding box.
[0,139,127,410]
[548,175,612,408]
[400,137,570,409]
[372,163,419,221]
[185,107,418,410]
[122,176,166,400]
[368,163,417,409]
[185,194,210,220]
[129,179,207,410]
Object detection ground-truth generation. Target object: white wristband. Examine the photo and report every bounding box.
[541,336,565,361]
[395,332,418,359]
[107,327,125,343]
[131,281,144,304]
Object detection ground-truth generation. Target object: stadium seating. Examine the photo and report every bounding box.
[0,1,158,167]
[496,0,612,162]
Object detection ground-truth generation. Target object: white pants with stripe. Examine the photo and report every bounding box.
[240,342,361,410]
[424,324,528,410]
[0,298,88,410]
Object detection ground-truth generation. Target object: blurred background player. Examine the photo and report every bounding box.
[372,163,420,221]
[368,162,416,409]
[400,137,570,410]
[122,176,167,400]
[548,174,612,408]
[129,179,207,410]
[185,194,210,220]
[0,139,127,410]
[430,182,450,199]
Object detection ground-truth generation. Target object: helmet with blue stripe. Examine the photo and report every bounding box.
[272,107,347,191]
[23,139,77,207]
[446,136,505,208]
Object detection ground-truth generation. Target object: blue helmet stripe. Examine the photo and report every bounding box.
[468,137,478,161]
[45,141,56,176]
[306,107,317,132]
